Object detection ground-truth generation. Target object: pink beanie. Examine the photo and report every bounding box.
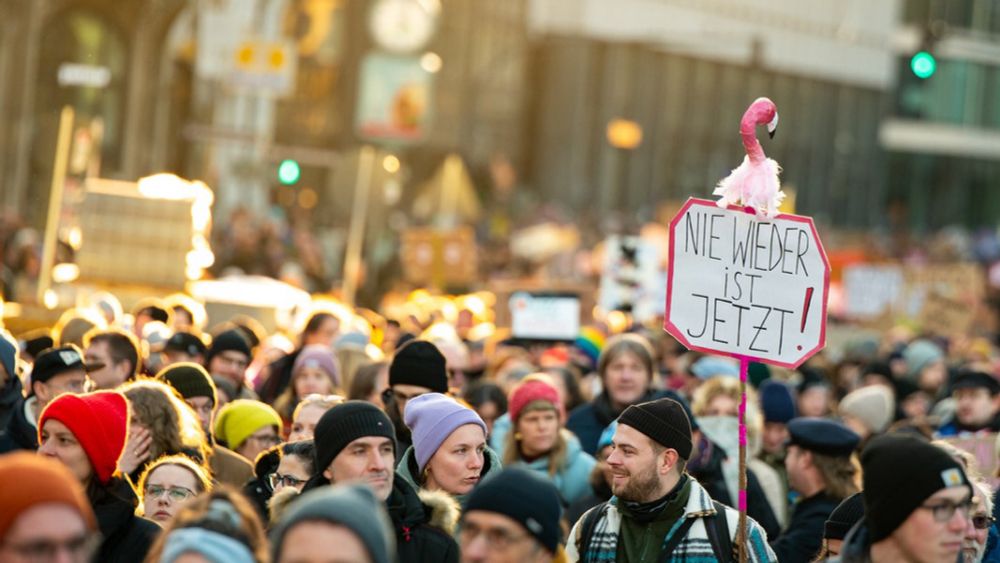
[292,345,341,388]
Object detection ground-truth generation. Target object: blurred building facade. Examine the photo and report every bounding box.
[882,0,1000,232]
[1,0,997,237]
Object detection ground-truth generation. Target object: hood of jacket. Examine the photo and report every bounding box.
[93,478,145,540]
[395,444,503,507]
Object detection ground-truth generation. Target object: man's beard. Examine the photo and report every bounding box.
[612,464,661,502]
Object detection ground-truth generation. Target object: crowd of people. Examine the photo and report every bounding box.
[0,290,999,563]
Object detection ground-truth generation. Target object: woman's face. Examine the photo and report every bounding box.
[425,424,486,496]
[516,408,559,458]
[289,405,326,442]
[38,419,92,484]
[273,454,311,494]
[604,351,649,407]
[143,464,200,523]
[294,367,333,399]
[704,394,738,417]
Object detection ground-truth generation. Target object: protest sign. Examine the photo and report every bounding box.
[598,235,663,323]
[664,198,830,368]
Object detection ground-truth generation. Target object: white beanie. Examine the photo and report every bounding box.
[839,385,895,434]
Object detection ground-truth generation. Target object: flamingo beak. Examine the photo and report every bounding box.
[767,112,779,139]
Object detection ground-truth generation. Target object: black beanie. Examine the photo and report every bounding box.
[861,434,971,542]
[463,467,562,553]
[388,340,448,393]
[206,329,252,365]
[157,362,217,406]
[618,397,693,459]
[824,492,865,541]
[312,401,396,479]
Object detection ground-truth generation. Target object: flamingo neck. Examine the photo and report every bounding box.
[740,116,766,164]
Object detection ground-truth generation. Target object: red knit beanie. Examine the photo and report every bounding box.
[0,452,96,541]
[509,378,564,423]
[38,391,129,485]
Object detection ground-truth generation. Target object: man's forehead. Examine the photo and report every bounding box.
[613,423,650,448]
[464,510,522,531]
[927,485,972,502]
[346,436,393,448]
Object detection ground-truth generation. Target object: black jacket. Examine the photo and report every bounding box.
[688,434,782,541]
[385,474,459,563]
[0,373,24,430]
[255,348,301,404]
[567,389,686,455]
[771,492,841,563]
[92,478,161,563]
[0,395,37,453]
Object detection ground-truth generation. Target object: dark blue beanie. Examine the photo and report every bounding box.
[759,379,797,424]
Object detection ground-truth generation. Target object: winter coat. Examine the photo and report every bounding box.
[396,443,503,507]
[0,372,24,430]
[386,474,460,563]
[0,395,38,453]
[566,479,613,527]
[827,521,872,563]
[567,389,686,455]
[936,412,1000,437]
[770,492,841,563]
[566,475,777,562]
[688,433,781,540]
[92,478,161,563]
[209,443,254,488]
[504,430,597,506]
[255,348,301,404]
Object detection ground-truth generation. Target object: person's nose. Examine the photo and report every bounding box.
[469,451,484,471]
[370,451,387,471]
[462,532,488,561]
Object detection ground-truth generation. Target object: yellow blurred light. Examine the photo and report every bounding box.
[383,155,401,174]
[43,289,58,310]
[298,188,318,209]
[607,119,643,150]
[365,343,386,361]
[67,227,82,250]
[420,52,443,73]
[606,311,629,333]
[1,301,21,319]
[467,322,496,341]
[185,263,204,281]
[52,263,80,284]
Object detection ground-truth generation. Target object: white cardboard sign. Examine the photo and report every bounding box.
[664,198,830,368]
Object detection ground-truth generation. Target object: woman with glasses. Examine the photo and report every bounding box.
[138,455,211,524]
[36,391,160,562]
[242,440,316,525]
[213,399,283,463]
[120,379,210,483]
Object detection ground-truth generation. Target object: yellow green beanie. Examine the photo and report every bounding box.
[213,399,282,451]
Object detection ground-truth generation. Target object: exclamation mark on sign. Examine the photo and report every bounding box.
[800,287,815,332]
[797,287,814,351]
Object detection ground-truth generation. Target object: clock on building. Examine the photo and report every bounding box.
[368,0,439,54]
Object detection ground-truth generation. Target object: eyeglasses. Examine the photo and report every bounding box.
[459,522,533,551]
[919,499,973,522]
[247,433,281,446]
[381,388,426,405]
[973,514,995,530]
[145,485,196,502]
[268,472,307,490]
[1,534,100,562]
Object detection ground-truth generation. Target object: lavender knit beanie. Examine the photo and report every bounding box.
[404,393,487,470]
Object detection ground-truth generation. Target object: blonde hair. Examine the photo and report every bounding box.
[692,376,762,454]
[121,378,210,463]
[138,454,212,511]
[811,452,862,500]
[291,393,345,422]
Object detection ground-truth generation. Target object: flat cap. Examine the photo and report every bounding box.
[952,371,1000,395]
[788,417,860,457]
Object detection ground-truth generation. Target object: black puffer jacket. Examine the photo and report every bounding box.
[385,474,459,563]
[92,478,161,563]
[0,395,37,453]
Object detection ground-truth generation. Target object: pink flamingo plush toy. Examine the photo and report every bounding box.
[713,97,784,217]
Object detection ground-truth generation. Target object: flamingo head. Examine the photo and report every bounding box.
[751,97,779,139]
[740,98,778,139]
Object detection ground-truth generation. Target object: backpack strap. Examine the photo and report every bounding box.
[575,502,609,562]
[657,516,699,563]
[704,500,734,562]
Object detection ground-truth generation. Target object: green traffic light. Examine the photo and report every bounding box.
[278,159,301,185]
[910,51,936,79]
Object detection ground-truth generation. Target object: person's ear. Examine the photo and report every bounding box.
[323,466,334,481]
[660,448,679,476]
[33,380,49,403]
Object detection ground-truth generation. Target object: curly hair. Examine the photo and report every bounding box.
[691,375,763,454]
[121,378,209,463]
[142,486,269,563]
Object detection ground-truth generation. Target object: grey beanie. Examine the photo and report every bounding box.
[270,484,395,563]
